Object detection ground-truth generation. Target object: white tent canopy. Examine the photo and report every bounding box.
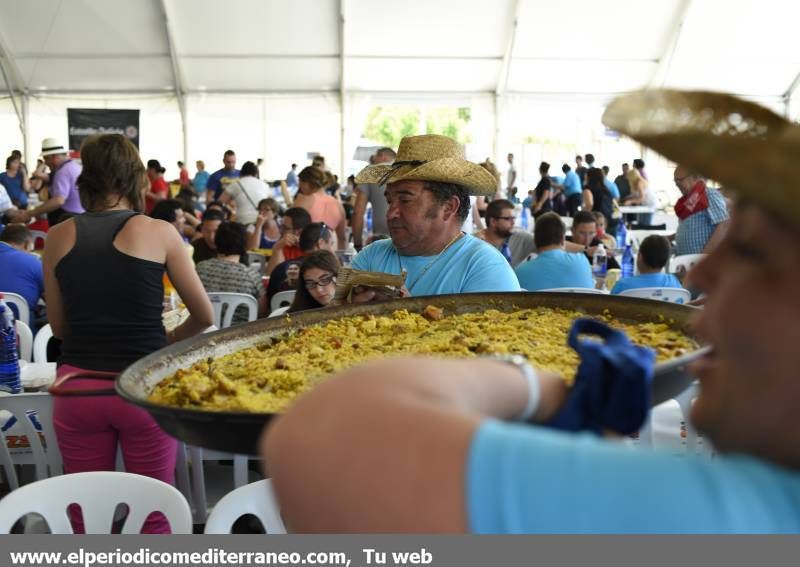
[1,0,798,181]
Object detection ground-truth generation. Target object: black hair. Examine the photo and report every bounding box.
[533,212,565,248]
[206,200,232,220]
[283,207,312,231]
[585,153,595,165]
[486,199,515,221]
[214,221,247,256]
[572,209,596,228]
[202,208,226,222]
[562,164,571,173]
[0,223,31,245]
[633,158,645,169]
[539,161,550,174]
[299,222,333,253]
[639,235,671,270]
[288,250,341,313]
[5,155,18,169]
[421,181,471,223]
[150,199,183,223]
[146,159,165,174]
[224,149,235,158]
[240,161,259,178]
[601,165,610,175]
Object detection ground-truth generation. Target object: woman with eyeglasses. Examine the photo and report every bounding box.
[287,250,341,313]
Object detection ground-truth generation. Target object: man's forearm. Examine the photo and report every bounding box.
[30,196,65,217]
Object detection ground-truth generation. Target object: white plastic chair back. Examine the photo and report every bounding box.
[204,479,286,534]
[15,320,32,362]
[537,287,607,294]
[29,230,47,249]
[0,471,193,534]
[187,446,260,524]
[1,292,29,326]
[619,287,691,304]
[268,306,290,318]
[270,290,295,313]
[208,292,258,329]
[246,252,266,274]
[33,323,52,363]
[0,392,62,489]
[669,253,706,274]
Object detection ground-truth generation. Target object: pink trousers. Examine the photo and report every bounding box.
[52,365,178,534]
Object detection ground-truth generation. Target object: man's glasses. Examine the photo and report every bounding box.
[304,274,336,289]
[493,216,516,222]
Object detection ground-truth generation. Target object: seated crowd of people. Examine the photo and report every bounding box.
[2,87,786,534]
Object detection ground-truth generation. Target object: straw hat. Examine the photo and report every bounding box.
[602,89,800,224]
[40,138,69,157]
[355,134,497,196]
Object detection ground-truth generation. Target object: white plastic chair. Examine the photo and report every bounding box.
[0,392,62,490]
[270,290,295,313]
[669,253,706,274]
[247,252,266,274]
[187,446,262,524]
[268,306,290,318]
[0,471,193,534]
[1,292,29,326]
[204,479,286,534]
[208,292,258,329]
[32,323,52,363]
[619,287,691,304]
[15,320,32,362]
[536,287,607,294]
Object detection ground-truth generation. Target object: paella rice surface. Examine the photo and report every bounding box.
[149,307,697,413]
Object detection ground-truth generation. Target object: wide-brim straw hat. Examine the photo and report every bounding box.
[355,134,497,196]
[602,89,800,224]
[40,137,69,157]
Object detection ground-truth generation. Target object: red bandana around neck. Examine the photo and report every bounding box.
[674,180,709,220]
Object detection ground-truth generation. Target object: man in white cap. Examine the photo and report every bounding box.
[16,138,84,225]
[350,134,519,299]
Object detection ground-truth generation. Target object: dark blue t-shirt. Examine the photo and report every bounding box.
[0,242,43,325]
[0,171,27,208]
[207,168,241,200]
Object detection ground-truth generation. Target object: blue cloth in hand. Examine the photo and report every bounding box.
[545,318,655,435]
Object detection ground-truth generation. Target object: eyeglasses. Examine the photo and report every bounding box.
[493,216,516,222]
[304,274,336,290]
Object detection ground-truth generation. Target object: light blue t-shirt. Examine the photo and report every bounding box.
[611,272,683,295]
[351,234,520,296]
[604,177,620,199]
[562,171,582,197]
[468,420,800,533]
[514,249,594,291]
[192,170,210,193]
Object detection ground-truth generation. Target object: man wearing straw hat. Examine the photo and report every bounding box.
[264,91,800,533]
[15,138,84,226]
[349,134,520,299]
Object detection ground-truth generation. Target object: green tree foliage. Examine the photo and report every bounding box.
[363,106,472,148]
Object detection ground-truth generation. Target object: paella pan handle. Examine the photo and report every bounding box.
[49,369,118,397]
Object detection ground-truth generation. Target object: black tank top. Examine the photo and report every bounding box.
[55,210,167,372]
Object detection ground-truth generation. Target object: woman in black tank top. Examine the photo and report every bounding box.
[43,134,213,533]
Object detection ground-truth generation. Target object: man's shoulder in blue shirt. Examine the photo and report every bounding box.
[611,272,683,295]
[515,249,594,291]
[0,244,43,324]
[562,171,582,196]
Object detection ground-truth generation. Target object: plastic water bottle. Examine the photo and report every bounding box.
[341,241,357,266]
[621,243,635,279]
[0,297,21,394]
[592,243,608,277]
[616,222,627,250]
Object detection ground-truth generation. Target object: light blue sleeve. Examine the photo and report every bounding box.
[574,254,596,288]
[462,245,520,292]
[467,420,800,534]
[605,178,620,199]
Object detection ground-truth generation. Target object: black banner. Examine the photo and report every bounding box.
[67,108,140,150]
